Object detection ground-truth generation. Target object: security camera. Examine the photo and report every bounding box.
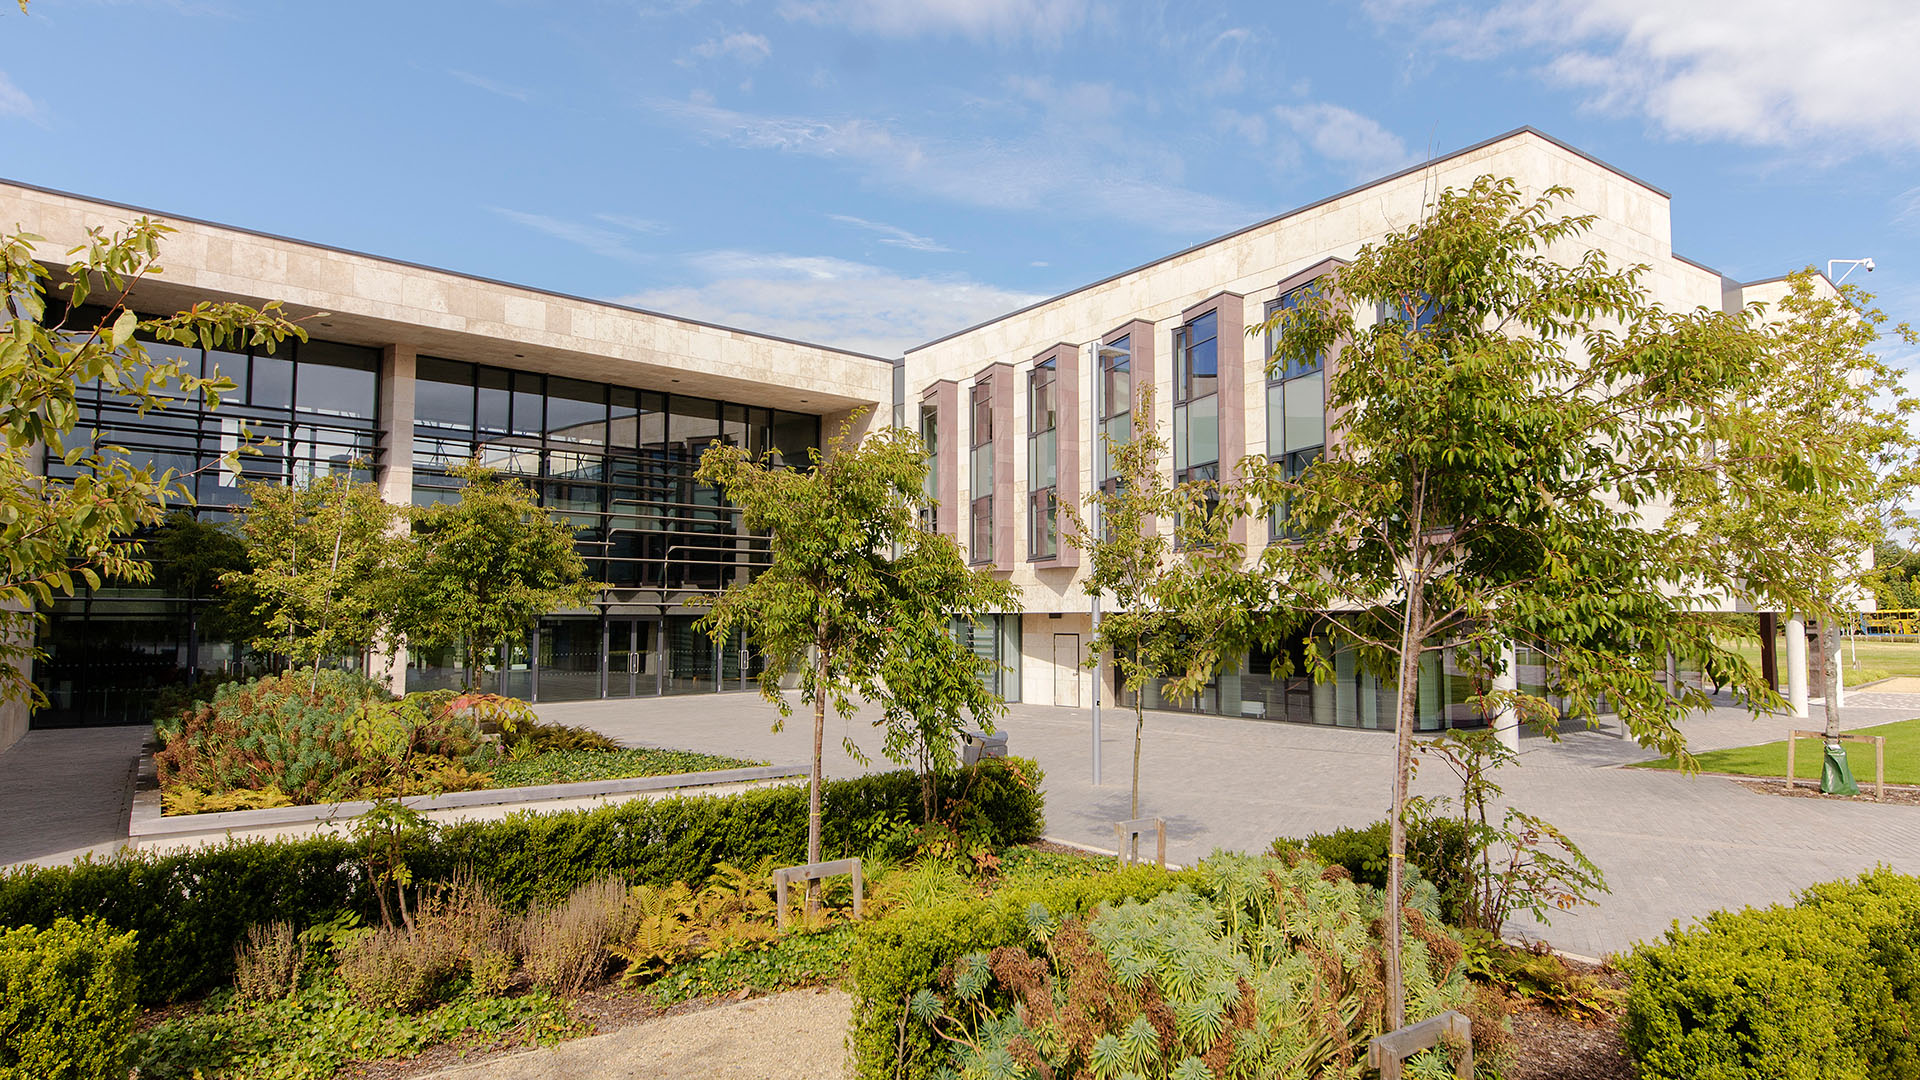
[1865,258,1876,272]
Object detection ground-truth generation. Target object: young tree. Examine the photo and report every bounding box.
[1686,269,1920,793]
[0,221,302,707]
[227,473,404,678]
[1063,387,1221,834]
[1190,176,1789,1027]
[696,422,1015,909]
[397,462,595,691]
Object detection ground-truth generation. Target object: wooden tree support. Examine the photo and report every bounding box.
[1113,817,1166,868]
[1785,729,1886,801]
[1368,1009,1473,1080]
[771,856,863,928]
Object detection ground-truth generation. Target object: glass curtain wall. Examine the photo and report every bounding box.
[34,327,382,726]
[1134,642,1491,732]
[953,615,1021,702]
[1027,359,1057,559]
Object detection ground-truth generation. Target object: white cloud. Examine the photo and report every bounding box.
[0,71,39,120]
[448,69,530,102]
[618,251,1043,356]
[778,0,1089,46]
[1368,0,1920,150]
[492,209,662,263]
[827,213,954,252]
[1272,103,1417,180]
[690,31,772,64]
[647,96,1260,236]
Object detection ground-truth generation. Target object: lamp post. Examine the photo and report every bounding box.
[1086,337,1133,787]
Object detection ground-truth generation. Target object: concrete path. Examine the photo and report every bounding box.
[424,988,850,1079]
[541,689,1920,959]
[0,726,143,867]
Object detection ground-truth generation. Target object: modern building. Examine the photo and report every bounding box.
[0,127,1819,754]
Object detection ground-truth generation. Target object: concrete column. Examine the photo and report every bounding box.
[1492,642,1520,752]
[1786,614,1809,718]
[369,344,417,696]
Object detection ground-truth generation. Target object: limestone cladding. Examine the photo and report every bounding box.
[0,181,893,417]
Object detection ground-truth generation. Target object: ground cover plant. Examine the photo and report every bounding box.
[1631,716,1920,785]
[153,676,759,814]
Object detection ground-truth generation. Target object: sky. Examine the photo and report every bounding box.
[2,0,1918,364]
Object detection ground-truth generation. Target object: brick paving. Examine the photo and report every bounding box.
[544,689,1920,959]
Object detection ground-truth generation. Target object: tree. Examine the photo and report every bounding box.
[226,472,403,678]
[1686,269,1920,793]
[0,221,302,707]
[1187,176,1788,1027]
[396,462,595,691]
[1064,386,1234,840]
[696,421,1015,909]
[148,510,253,677]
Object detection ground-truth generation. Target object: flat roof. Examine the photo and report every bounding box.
[0,177,898,365]
[905,126,1674,354]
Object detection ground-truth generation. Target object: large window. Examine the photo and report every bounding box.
[1027,358,1057,559]
[969,379,994,564]
[1266,282,1326,538]
[1097,335,1131,487]
[411,358,819,590]
[49,323,382,512]
[1172,311,1219,486]
[918,402,939,533]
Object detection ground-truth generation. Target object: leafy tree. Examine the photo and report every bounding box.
[148,510,254,668]
[1872,541,1920,610]
[1064,386,1238,838]
[396,462,595,692]
[696,421,1015,909]
[0,221,301,708]
[1186,175,1788,1026]
[226,473,403,678]
[1686,269,1920,792]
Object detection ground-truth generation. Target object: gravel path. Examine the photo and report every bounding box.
[423,989,851,1079]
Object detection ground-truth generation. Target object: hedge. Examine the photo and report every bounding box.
[0,757,1043,1005]
[1625,868,1920,1079]
[1272,815,1474,925]
[848,863,1200,1080]
[0,917,139,1080]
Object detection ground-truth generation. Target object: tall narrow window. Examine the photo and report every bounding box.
[1267,282,1326,538]
[1172,311,1220,543]
[1098,335,1131,490]
[969,380,994,564]
[918,402,939,532]
[1027,358,1058,559]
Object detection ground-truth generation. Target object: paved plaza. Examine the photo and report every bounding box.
[3,690,1915,959]
[540,688,1920,959]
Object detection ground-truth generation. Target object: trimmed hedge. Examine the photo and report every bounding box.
[848,863,1199,1080]
[1271,815,1473,925]
[0,757,1043,1005]
[0,917,139,1080]
[1625,869,1920,1079]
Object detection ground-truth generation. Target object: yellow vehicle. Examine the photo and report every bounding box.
[1863,609,1920,638]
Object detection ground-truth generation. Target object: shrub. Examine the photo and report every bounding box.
[1271,814,1473,925]
[154,670,394,802]
[520,877,630,995]
[0,757,1044,1004]
[232,921,302,1003]
[337,926,465,1012]
[849,863,1199,1080]
[0,917,140,1080]
[1625,869,1920,1079]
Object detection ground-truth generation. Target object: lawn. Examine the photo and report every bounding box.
[1633,716,1920,785]
[1724,637,1920,688]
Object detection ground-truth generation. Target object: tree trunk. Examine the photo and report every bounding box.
[1386,573,1425,1032]
[1817,619,1839,741]
[1131,700,1145,861]
[808,650,826,916]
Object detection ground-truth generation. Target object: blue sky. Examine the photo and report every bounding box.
[2,0,1917,361]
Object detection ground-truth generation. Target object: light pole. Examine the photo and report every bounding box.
[1086,336,1130,787]
[1827,258,1875,285]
